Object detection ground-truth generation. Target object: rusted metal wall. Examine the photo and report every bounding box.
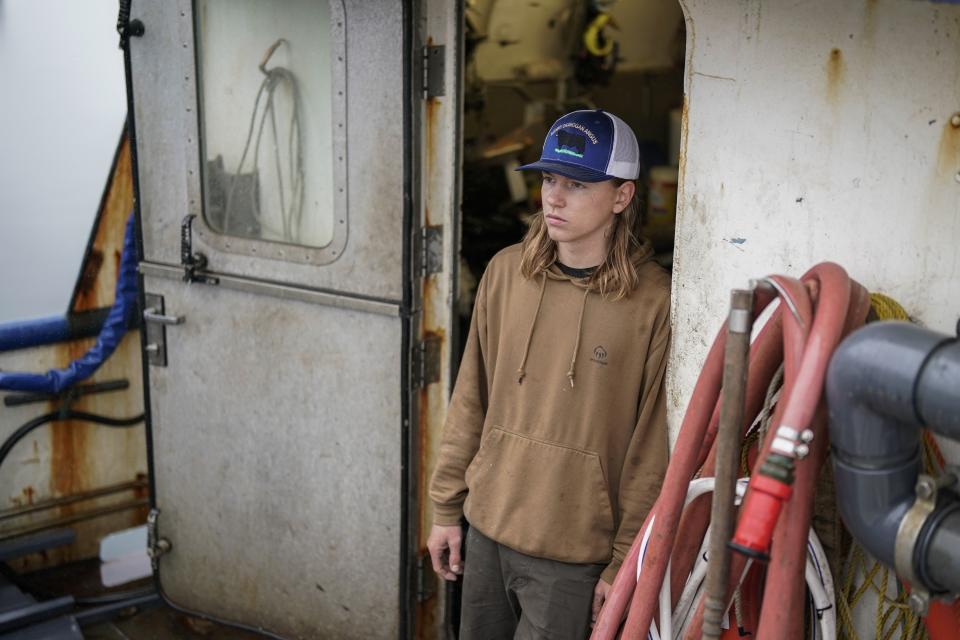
[71,136,135,313]
[669,0,960,451]
[668,5,960,634]
[0,135,147,570]
[416,2,463,637]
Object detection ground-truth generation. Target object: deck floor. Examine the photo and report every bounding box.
[17,559,264,640]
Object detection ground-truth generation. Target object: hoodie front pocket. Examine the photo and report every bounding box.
[463,426,615,563]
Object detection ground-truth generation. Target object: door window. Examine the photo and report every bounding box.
[195,0,343,255]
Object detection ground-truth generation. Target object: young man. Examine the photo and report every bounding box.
[428,110,670,639]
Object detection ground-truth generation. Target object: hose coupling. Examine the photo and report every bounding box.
[729,472,794,560]
[770,424,814,460]
[729,425,815,559]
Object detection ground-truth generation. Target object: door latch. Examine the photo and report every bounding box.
[146,509,172,571]
[181,215,219,285]
[142,293,180,367]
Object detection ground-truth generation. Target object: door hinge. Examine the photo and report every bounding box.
[416,551,437,603]
[412,334,441,390]
[416,225,444,278]
[146,509,172,571]
[423,45,446,99]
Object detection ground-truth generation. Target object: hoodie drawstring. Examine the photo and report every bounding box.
[517,272,591,389]
[567,288,590,388]
[517,273,547,384]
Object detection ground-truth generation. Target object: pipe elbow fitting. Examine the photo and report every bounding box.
[827,321,959,587]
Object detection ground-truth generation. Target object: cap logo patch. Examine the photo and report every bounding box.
[555,130,587,158]
[550,122,599,144]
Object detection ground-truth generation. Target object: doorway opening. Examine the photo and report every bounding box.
[457,0,686,350]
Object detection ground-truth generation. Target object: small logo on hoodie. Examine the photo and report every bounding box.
[591,346,608,366]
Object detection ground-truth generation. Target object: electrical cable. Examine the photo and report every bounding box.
[224,39,304,244]
[75,586,156,607]
[0,410,144,472]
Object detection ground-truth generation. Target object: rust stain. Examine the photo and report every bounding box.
[936,118,960,179]
[74,248,104,311]
[50,420,90,503]
[16,440,42,466]
[825,48,845,105]
[416,67,448,631]
[425,98,441,227]
[415,271,446,638]
[414,545,440,639]
[675,95,690,222]
[678,96,689,174]
[415,381,439,640]
[72,135,134,313]
[864,0,878,41]
[49,339,94,501]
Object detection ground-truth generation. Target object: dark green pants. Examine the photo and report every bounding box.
[459,526,605,640]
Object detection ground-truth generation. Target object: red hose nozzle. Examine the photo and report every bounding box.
[730,472,793,559]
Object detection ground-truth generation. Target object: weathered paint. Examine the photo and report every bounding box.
[72,135,135,313]
[131,2,414,636]
[0,332,146,569]
[135,1,405,301]
[0,129,145,570]
[144,276,403,638]
[938,117,960,178]
[824,48,845,106]
[50,339,93,500]
[670,0,960,451]
[416,3,463,637]
[668,5,960,634]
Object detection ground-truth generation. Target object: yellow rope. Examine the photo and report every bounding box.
[869,293,911,321]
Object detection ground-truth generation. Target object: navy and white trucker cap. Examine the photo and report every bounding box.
[517,109,640,182]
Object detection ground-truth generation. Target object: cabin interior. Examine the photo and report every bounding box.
[456,0,684,347]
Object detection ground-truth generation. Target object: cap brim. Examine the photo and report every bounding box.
[515,160,611,183]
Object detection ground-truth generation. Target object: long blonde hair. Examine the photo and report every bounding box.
[519,179,645,300]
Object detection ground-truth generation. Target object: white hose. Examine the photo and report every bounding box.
[631,477,836,640]
[805,533,836,640]
[671,525,711,639]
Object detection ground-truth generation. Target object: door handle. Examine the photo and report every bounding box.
[143,307,184,326]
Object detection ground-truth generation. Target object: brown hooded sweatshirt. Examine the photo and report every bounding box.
[430,242,670,584]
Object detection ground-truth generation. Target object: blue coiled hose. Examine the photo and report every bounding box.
[0,213,139,393]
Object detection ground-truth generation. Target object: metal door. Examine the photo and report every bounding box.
[122,1,453,637]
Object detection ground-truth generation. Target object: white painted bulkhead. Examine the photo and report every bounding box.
[670,0,960,457]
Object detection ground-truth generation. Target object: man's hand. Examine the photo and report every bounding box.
[591,578,612,627]
[427,524,463,581]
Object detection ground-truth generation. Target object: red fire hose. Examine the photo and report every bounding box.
[591,263,870,640]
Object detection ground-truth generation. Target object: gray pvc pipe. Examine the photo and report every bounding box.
[917,339,960,440]
[827,320,960,594]
[923,507,960,592]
